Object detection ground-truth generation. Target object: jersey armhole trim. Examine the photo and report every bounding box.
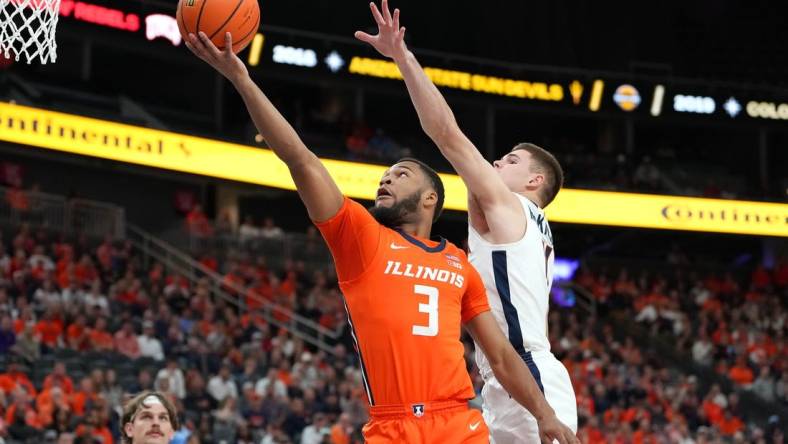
[468,194,531,248]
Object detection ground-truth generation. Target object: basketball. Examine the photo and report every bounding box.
[176,0,260,53]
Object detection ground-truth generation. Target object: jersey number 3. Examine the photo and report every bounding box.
[412,285,438,337]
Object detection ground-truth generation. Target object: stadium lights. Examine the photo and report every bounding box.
[569,81,583,105]
[723,97,742,118]
[348,56,564,102]
[325,51,345,73]
[247,33,265,66]
[59,0,140,32]
[272,45,318,68]
[650,85,665,116]
[613,84,641,112]
[588,80,604,111]
[746,101,788,120]
[145,14,181,46]
[673,95,716,114]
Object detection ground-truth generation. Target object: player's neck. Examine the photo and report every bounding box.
[396,220,432,240]
[517,190,543,208]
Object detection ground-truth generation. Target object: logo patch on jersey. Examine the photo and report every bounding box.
[412,404,425,417]
[445,254,463,270]
[389,242,409,250]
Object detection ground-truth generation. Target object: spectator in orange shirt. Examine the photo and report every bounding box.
[66,314,89,351]
[578,415,606,444]
[148,262,165,286]
[330,412,353,444]
[5,185,29,223]
[115,321,141,359]
[718,410,744,436]
[701,396,723,426]
[73,254,97,286]
[70,377,97,416]
[34,309,63,351]
[728,357,754,387]
[0,362,36,397]
[186,204,214,238]
[75,408,114,444]
[632,418,657,444]
[603,404,623,426]
[44,362,75,394]
[12,306,33,335]
[88,317,115,352]
[35,385,69,427]
[196,309,217,338]
[56,262,77,291]
[5,388,43,439]
[95,235,113,272]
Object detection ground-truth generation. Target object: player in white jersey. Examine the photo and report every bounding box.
[354,2,578,442]
[468,183,577,443]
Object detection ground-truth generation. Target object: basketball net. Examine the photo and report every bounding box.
[0,0,60,64]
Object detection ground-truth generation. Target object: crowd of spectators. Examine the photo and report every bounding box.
[0,223,362,444]
[0,216,786,443]
[570,259,787,442]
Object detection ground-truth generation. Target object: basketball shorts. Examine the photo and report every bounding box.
[363,399,489,443]
[481,350,577,444]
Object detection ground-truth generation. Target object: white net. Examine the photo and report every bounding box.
[0,0,60,64]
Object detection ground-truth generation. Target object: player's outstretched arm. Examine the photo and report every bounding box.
[466,312,579,444]
[355,0,515,213]
[185,32,343,222]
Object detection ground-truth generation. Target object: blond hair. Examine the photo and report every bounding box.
[121,391,179,444]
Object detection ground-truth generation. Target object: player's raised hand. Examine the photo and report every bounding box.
[354,0,408,61]
[537,414,580,444]
[185,31,249,84]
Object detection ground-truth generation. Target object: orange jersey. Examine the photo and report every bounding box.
[316,198,490,407]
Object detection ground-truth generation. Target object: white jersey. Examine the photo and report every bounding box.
[469,193,554,374]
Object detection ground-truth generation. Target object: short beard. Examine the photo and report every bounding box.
[368,191,422,229]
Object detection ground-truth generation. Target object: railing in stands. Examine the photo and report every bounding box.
[558,281,596,317]
[127,224,342,355]
[0,185,124,239]
[157,226,334,275]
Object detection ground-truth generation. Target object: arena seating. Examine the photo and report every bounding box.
[0,217,785,443]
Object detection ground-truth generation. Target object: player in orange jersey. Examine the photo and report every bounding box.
[185,29,577,444]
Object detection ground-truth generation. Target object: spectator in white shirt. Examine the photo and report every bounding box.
[61,280,85,307]
[692,330,714,366]
[137,320,164,361]
[83,280,110,316]
[207,364,238,403]
[33,278,61,309]
[27,245,54,272]
[300,413,330,444]
[259,217,284,239]
[255,368,287,399]
[238,215,261,246]
[156,357,186,399]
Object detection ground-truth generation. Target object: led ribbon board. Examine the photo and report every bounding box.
[1,102,786,237]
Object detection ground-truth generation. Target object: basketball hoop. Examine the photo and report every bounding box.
[0,0,60,64]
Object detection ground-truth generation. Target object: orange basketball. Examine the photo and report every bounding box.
[177,0,260,54]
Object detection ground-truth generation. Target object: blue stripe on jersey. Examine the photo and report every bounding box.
[492,251,526,357]
[522,351,545,393]
[340,296,375,406]
[492,251,544,393]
